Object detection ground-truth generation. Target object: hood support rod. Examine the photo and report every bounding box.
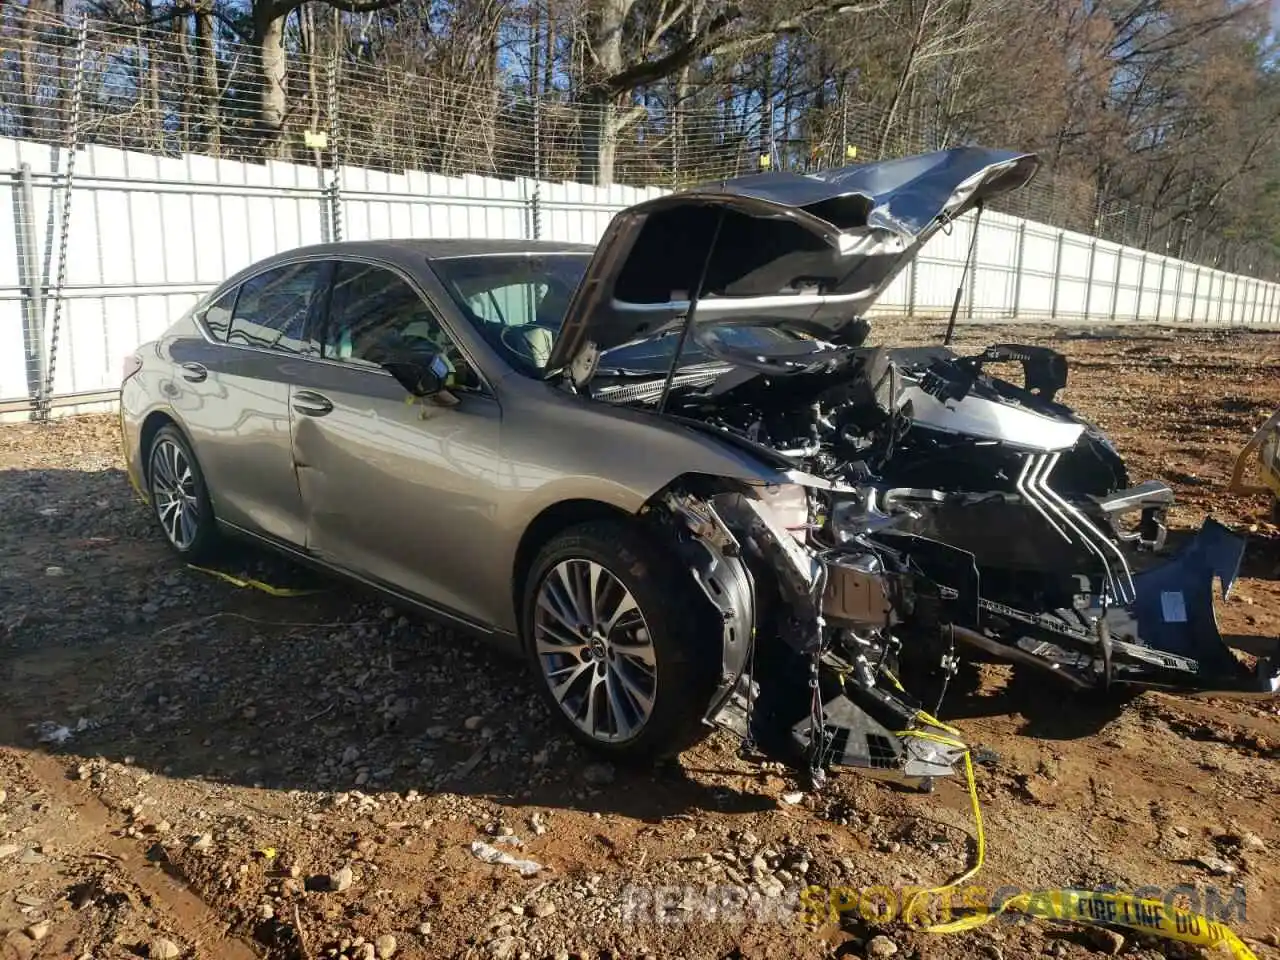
[943,199,984,347]
[657,207,727,414]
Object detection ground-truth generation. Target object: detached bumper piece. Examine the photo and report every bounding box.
[976,519,1278,695]
[787,689,967,783]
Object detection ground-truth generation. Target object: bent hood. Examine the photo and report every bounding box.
[546,146,1040,384]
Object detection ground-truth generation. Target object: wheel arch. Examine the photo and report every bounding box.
[509,472,758,644]
[510,498,636,641]
[138,410,184,484]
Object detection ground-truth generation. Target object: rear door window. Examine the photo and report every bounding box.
[227,261,326,354]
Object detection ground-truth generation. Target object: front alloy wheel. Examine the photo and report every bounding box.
[533,558,657,743]
[522,519,720,763]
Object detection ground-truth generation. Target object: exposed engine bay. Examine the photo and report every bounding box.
[538,146,1277,788]
[605,340,1279,787]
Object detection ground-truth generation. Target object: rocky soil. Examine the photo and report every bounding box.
[1,322,1278,960]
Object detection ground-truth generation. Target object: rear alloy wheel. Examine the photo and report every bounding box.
[523,520,718,762]
[147,425,219,561]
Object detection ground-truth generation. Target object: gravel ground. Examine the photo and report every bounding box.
[1,322,1279,960]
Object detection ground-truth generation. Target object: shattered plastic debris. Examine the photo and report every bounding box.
[470,840,545,877]
[33,717,95,744]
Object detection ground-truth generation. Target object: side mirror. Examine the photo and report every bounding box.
[376,350,451,399]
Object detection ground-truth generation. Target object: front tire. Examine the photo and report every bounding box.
[146,425,220,562]
[521,519,719,763]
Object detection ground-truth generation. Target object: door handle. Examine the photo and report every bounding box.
[292,390,333,417]
[180,362,207,383]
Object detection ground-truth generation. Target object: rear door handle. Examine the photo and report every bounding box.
[180,362,207,383]
[292,390,333,417]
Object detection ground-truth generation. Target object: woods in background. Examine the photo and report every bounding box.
[2,0,1278,275]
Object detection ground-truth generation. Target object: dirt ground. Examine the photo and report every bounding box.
[1,322,1279,960]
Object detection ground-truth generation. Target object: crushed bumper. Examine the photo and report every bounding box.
[968,519,1278,695]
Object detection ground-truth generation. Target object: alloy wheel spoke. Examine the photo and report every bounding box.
[546,660,592,702]
[537,585,582,636]
[612,659,655,718]
[535,557,656,744]
[602,668,635,739]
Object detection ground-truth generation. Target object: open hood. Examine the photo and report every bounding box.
[546,146,1041,386]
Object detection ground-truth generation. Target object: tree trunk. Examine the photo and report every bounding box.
[578,0,628,186]
[255,2,290,159]
[15,0,54,142]
[196,4,221,153]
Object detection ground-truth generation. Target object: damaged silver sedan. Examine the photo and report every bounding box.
[120,146,1278,789]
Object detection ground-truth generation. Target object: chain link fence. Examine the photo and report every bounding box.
[1,7,1278,420]
[3,6,1277,281]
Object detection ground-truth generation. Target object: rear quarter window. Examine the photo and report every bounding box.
[200,288,236,341]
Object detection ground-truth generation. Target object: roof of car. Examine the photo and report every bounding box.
[267,238,596,262]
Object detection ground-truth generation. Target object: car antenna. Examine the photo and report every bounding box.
[942,198,984,347]
[657,207,727,414]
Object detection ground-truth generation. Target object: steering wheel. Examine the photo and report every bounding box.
[500,323,558,369]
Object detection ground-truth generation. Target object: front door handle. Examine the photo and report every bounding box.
[292,390,333,417]
[180,362,207,383]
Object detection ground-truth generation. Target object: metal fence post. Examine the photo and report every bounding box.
[326,52,344,242]
[38,13,90,421]
[1171,260,1184,324]
[966,214,980,321]
[14,164,46,408]
[1083,236,1097,322]
[1011,220,1026,319]
[1134,251,1147,322]
[530,96,542,241]
[1155,257,1167,321]
[1109,243,1123,322]
[1215,272,1225,325]
[1050,230,1064,320]
[1228,275,1239,325]
[1189,265,1200,323]
[907,256,917,319]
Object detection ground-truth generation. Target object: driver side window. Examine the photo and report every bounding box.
[323,262,480,390]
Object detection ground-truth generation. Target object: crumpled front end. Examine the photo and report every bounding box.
[652,482,985,788]
[652,465,1275,787]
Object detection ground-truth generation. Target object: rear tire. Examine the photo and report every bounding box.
[146,425,220,563]
[521,519,720,764]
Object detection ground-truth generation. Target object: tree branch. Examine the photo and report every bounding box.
[601,0,885,95]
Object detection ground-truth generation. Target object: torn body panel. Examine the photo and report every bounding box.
[641,341,1275,785]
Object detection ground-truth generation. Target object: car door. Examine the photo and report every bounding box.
[289,259,504,628]
[166,259,328,545]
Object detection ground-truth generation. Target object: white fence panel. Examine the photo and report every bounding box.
[1,133,1278,411]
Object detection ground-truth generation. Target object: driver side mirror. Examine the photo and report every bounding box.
[383,356,443,398]
[366,344,450,399]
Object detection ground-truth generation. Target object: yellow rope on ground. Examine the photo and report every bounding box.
[187,564,320,597]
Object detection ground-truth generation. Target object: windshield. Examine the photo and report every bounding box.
[428,252,810,379]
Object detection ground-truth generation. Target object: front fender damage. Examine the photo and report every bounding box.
[650,481,979,789]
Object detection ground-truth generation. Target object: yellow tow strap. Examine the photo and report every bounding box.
[896,714,986,924]
[186,564,319,597]
[810,699,1258,960]
[895,715,1256,960]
